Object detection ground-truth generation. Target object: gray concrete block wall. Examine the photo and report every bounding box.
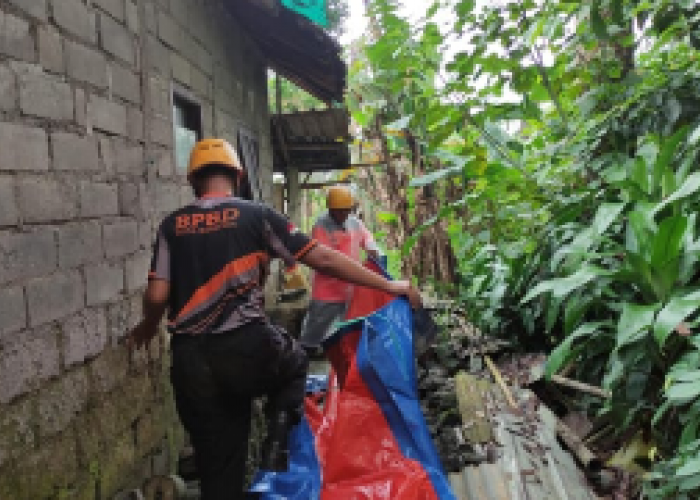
[0,0,274,496]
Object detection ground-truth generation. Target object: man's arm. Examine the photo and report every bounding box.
[358,220,381,261]
[301,244,422,308]
[126,279,170,350]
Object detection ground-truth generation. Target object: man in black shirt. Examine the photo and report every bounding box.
[127,138,421,499]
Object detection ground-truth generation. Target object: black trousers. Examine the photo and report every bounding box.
[170,320,308,500]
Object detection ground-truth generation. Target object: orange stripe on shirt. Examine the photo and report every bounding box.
[294,239,318,260]
[175,251,266,321]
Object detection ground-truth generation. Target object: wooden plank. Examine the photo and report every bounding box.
[455,372,493,443]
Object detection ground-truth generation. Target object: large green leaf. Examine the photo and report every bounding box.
[677,457,700,477]
[385,115,412,131]
[545,322,605,378]
[589,0,608,39]
[628,210,654,257]
[667,382,700,403]
[653,172,700,216]
[617,302,660,349]
[651,215,688,271]
[409,164,465,187]
[520,265,611,304]
[654,290,700,347]
[653,126,688,190]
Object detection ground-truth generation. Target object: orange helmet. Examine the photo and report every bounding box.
[327,186,353,209]
[188,138,243,179]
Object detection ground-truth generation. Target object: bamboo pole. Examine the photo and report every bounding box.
[484,355,518,409]
[550,374,611,399]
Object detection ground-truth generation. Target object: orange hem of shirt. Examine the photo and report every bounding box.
[175,251,265,321]
[294,239,318,260]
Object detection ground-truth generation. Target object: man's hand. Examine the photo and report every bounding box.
[126,279,170,352]
[387,280,423,309]
[126,320,159,352]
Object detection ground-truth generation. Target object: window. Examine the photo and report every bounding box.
[173,91,202,175]
[238,128,260,201]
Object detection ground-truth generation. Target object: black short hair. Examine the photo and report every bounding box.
[190,164,239,196]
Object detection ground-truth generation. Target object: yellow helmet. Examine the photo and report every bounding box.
[327,185,353,209]
[188,138,243,179]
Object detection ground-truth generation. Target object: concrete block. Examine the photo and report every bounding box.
[0,176,18,227]
[138,219,153,250]
[0,286,26,337]
[179,185,194,206]
[201,103,213,136]
[75,87,86,127]
[17,176,78,223]
[8,0,48,22]
[190,66,210,99]
[85,263,123,305]
[37,26,63,74]
[151,182,181,214]
[100,14,135,65]
[89,346,128,393]
[150,117,172,147]
[178,30,199,66]
[79,181,119,218]
[37,367,88,438]
[103,218,138,258]
[0,396,35,468]
[26,270,84,326]
[170,51,190,86]
[169,0,190,28]
[125,1,138,33]
[115,142,144,175]
[65,40,107,88]
[50,0,96,44]
[88,95,127,135]
[135,410,165,456]
[12,429,79,497]
[146,35,169,76]
[57,221,102,269]
[124,251,149,292]
[105,295,138,342]
[0,10,35,62]
[18,69,73,120]
[126,107,143,141]
[62,308,108,367]
[215,109,235,136]
[0,228,57,285]
[118,182,150,218]
[0,326,60,403]
[148,75,170,117]
[192,41,213,76]
[0,64,17,111]
[144,2,156,33]
[51,132,99,171]
[100,430,138,499]
[109,62,140,104]
[93,0,124,21]
[0,122,49,171]
[98,135,115,171]
[157,11,180,50]
[155,148,174,177]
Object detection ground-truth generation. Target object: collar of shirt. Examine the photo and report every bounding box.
[199,192,233,199]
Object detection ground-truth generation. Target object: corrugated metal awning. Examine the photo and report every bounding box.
[271,108,351,172]
[227,0,346,103]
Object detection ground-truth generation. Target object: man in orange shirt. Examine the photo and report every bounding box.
[299,186,380,353]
